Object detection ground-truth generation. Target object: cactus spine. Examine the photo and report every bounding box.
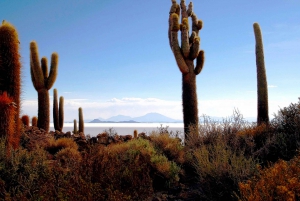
[0,21,21,149]
[253,23,269,125]
[168,0,205,137]
[78,107,84,133]
[30,41,58,132]
[53,88,64,131]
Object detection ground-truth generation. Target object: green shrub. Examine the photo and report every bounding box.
[91,138,180,200]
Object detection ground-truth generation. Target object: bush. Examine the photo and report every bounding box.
[91,138,180,200]
[189,135,258,200]
[149,132,185,164]
[238,153,300,201]
[45,137,78,155]
[0,137,51,200]
[271,99,300,160]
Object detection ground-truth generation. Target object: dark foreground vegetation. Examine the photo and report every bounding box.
[0,99,300,201]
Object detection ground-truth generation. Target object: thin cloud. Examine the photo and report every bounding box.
[21,97,294,122]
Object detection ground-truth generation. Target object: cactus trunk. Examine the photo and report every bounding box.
[253,23,269,125]
[0,21,21,149]
[37,88,50,131]
[182,60,198,134]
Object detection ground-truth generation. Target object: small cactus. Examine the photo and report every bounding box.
[73,119,78,134]
[78,107,84,133]
[53,88,64,131]
[0,21,22,149]
[168,0,205,138]
[21,115,30,127]
[31,116,38,127]
[133,130,138,138]
[253,23,269,125]
[30,41,58,132]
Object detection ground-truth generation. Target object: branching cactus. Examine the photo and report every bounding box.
[30,41,58,132]
[253,23,269,125]
[0,21,21,148]
[53,88,64,131]
[168,0,205,137]
[79,107,84,133]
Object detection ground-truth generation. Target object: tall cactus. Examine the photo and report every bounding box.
[53,88,64,131]
[78,107,84,133]
[30,41,58,132]
[253,23,269,125]
[0,21,21,149]
[168,0,205,137]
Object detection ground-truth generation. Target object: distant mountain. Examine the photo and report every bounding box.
[133,113,182,123]
[105,115,133,122]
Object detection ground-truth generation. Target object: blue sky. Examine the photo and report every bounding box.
[1,0,300,121]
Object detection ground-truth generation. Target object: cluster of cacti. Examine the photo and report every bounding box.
[72,108,84,134]
[21,115,30,127]
[0,21,22,149]
[30,41,58,132]
[253,23,269,125]
[168,0,205,138]
[53,88,64,131]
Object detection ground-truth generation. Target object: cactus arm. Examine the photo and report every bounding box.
[30,41,44,90]
[41,57,48,79]
[190,36,200,59]
[181,18,190,58]
[187,2,193,16]
[179,1,190,58]
[189,31,196,45]
[59,96,64,131]
[30,65,39,91]
[169,0,180,49]
[195,50,204,75]
[180,0,188,19]
[191,13,202,35]
[169,13,189,74]
[46,53,58,90]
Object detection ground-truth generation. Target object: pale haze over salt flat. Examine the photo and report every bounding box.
[1,0,300,122]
